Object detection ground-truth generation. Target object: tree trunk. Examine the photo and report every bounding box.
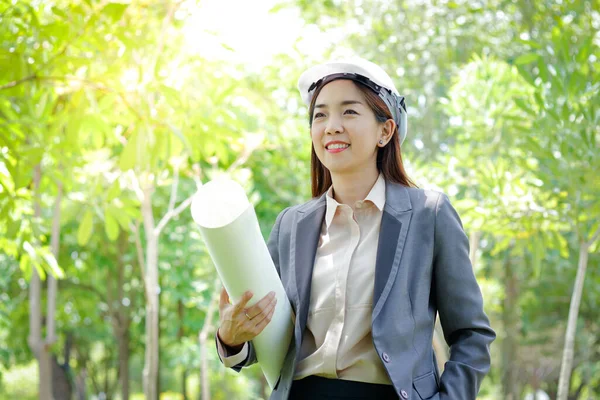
[142,183,159,400]
[557,241,591,400]
[75,368,87,400]
[135,167,198,400]
[198,281,220,400]
[469,230,482,270]
[52,332,73,400]
[114,231,131,400]
[52,355,72,400]
[27,164,57,400]
[118,329,130,400]
[199,330,210,400]
[178,300,188,400]
[259,375,268,399]
[502,253,520,400]
[39,350,54,400]
[182,369,188,400]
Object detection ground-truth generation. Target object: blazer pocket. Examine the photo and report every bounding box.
[413,371,438,400]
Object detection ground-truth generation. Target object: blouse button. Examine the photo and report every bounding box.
[382,352,390,363]
[400,389,408,399]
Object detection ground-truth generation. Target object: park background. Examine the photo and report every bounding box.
[1,0,599,399]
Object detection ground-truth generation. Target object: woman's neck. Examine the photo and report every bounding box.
[330,167,380,208]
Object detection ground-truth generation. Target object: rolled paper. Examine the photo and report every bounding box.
[190,178,294,388]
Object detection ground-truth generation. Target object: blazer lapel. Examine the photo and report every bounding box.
[292,195,327,336]
[373,182,413,320]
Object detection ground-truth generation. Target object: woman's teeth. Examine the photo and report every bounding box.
[327,144,350,149]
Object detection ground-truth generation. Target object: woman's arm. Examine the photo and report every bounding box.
[433,194,496,400]
[215,337,257,372]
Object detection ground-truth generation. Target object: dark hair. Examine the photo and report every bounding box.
[309,79,417,197]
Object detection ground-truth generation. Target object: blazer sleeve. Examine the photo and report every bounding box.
[214,207,290,372]
[433,194,496,400]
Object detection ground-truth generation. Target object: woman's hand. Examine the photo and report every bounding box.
[217,288,277,350]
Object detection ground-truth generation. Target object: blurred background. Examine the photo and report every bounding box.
[1,0,599,399]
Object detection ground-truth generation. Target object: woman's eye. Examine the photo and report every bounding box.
[314,112,325,118]
[344,109,358,115]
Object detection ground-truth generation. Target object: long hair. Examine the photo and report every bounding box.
[309,80,417,197]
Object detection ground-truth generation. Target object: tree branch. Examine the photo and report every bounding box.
[154,194,194,235]
[60,280,107,304]
[32,0,110,74]
[226,146,254,172]
[0,75,144,122]
[0,75,37,90]
[155,122,257,236]
[166,163,180,216]
[129,172,145,202]
[588,225,600,246]
[198,278,221,342]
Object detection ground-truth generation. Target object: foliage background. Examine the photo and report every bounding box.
[1,0,599,399]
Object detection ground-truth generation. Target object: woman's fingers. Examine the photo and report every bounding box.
[244,291,276,319]
[252,299,277,335]
[219,287,230,311]
[220,291,278,345]
[232,290,254,315]
[248,294,277,330]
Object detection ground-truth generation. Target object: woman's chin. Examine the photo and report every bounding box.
[324,163,355,176]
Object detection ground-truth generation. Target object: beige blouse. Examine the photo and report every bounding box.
[218,174,391,384]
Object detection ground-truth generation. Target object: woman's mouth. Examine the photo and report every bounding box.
[326,143,350,153]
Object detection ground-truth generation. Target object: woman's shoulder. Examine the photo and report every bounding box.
[399,185,463,225]
[272,195,326,224]
[286,194,327,214]
[388,183,447,213]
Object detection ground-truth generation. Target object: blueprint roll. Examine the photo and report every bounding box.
[190,178,294,389]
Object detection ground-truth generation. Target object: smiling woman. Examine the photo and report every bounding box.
[214,57,496,400]
[308,78,415,199]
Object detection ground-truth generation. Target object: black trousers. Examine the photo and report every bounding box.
[288,376,399,399]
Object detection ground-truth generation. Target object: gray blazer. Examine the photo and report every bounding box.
[222,182,495,400]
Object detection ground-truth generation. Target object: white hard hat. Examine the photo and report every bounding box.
[298,57,408,144]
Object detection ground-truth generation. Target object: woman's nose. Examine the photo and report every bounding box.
[325,115,343,134]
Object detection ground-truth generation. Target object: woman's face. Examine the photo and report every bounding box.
[310,79,383,177]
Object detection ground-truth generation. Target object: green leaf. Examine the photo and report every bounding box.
[516,64,536,87]
[102,3,129,22]
[166,123,192,154]
[105,210,119,241]
[555,232,569,258]
[119,132,138,171]
[77,210,94,246]
[518,39,542,49]
[107,179,121,201]
[20,254,33,280]
[514,53,540,65]
[7,219,21,238]
[576,36,593,64]
[514,97,536,116]
[160,85,182,106]
[491,236,512,256]
[110,206,131,230]
[51,6,69,19]
[0,167,15,196]
[22,242,46,280]
[41,250,65,279]
[23,241,37,262]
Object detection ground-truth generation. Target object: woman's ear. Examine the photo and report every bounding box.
[379,119,396,145]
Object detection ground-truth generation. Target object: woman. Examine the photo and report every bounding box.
[215,58,495,400]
